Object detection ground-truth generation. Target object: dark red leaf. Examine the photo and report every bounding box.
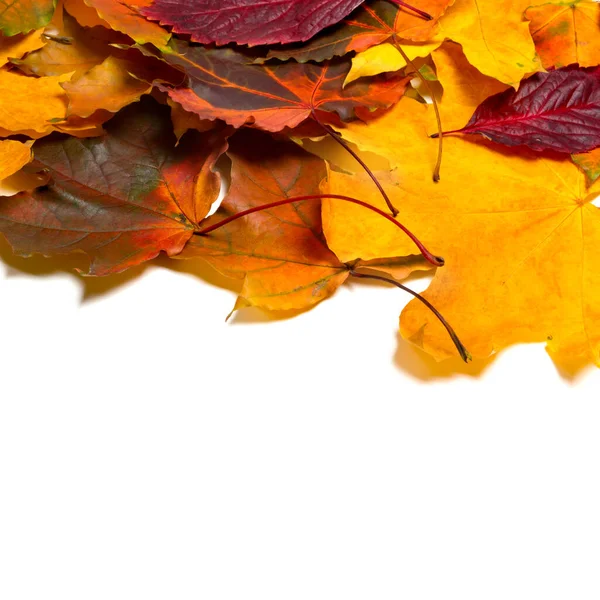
[444,65,600,154]
[141,0,365,46]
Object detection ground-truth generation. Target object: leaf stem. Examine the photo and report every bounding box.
[310,108,400,217]
[387,0,433,20]
[194,194,444,267]
[430,129,460,138]
[392,38,443,182]
[349,270,471,362]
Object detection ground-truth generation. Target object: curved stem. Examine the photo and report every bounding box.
[194,194,444,267]
[393,38,443,182]
[310,108,399,217]
[387,0,433,20]
[350,270,471,363]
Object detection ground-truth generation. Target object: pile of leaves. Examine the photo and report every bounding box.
[1,0,600,368]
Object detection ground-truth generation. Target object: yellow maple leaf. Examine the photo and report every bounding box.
[437,0,540,85]
[322,97,600,366]
[432,41,509,132]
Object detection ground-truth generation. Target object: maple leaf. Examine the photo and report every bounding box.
[268,0,454,63]
[0,98,230,275]
[431,41,509,133]
[0,0,55,36]
[179,130,349,312]
[141,0,368,47]
[158,40,410,132]
[323,97,600,366]
[440,66,600,154]
[437,0,539,85]
[525,0,600,69]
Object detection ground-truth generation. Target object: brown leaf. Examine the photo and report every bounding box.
[179,130,349,312]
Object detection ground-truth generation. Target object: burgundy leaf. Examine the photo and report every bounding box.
[141,0,366,46]
[442,66,600,154]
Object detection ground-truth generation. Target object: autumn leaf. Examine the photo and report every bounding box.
[0,68,69,137]
[82,0,170,47]
[268,0,454,63]
[345,39,442,84]
[323,97,600,366]
[159,40,410,132]
[178,130,349,312]
[431,41,509,133]
[0,97,230,275]
[0,29,45,68]
[168,98,216,142]
[440,65,600,154]
[63,0,109,28]
[525,0,600,69]
[16,11,111,78]
[437,0,539,85]
[62,55,151,118]
[0,0,56,36]
[0,139,32,180]
[141,0,366,46]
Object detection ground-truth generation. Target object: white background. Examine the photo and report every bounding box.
[0,234,599,600]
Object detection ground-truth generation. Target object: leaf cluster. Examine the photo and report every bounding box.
[1,0,600,369]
